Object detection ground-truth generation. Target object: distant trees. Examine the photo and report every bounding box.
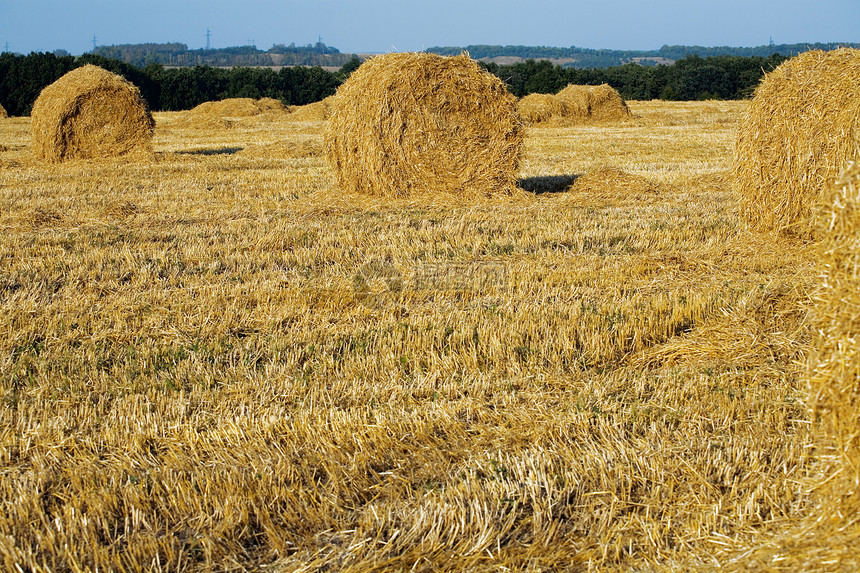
[0,50,793,117]
[430,42,858,68]
[483,54,788,101]
[91,42,351,68]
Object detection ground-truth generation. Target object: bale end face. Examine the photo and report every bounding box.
[324,52,523,198]
[30,64,154,163]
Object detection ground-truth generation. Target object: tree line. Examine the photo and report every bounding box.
[0,50,796,117]
[485,54,789,100]
[91,41,353,68]
[430,42,857,68]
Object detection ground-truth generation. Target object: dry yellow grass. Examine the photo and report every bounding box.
[0,99,833,571]
[0,102,7,119]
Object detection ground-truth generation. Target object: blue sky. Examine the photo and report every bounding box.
[1,0,857,55]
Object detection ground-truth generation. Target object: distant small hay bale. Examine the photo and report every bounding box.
[734,48,860,236]
[555,83,632,123]
[238,139,323,159]
[568,165,661,196]
[517,93,571,125]
[30,65,154,162]
[178,97,289,129]
[288,96,336,122]
[807,160,860,518]
[324,52,523,197]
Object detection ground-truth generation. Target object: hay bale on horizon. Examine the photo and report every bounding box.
[288,95,336,122]
[175,97,289,129]
[556,84,632,123]
[189,97,288,118]
[807,160,860,531]
[324,52,523,197]
[734,48,860,236]
[568,165,661,196]
[517,93,571,125]
[30,65,154,162]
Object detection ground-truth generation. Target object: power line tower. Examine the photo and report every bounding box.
[92,35,97,51]
[3,41,9,53]
[205,28,212,50]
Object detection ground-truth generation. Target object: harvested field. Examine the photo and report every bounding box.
[0,98,850,570]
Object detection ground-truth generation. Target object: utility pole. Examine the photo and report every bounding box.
[205,28,212,50]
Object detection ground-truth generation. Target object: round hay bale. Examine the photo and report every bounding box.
[808,160,860,518]
[30,65,154,162]
[517,93,571,126]
[324,52,523,197]
[734,48,860,236]
[556,83,632,123]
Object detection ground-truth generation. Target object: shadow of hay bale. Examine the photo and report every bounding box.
[176,147,244,156]
[518,174,580,194]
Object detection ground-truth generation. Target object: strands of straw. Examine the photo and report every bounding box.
[734,48,860,236]
[30,64,154,162]
[325,52,523,198]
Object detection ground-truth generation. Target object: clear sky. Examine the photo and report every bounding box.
[1,0,857,56]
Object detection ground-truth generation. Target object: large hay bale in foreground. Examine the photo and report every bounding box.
[734,48,860,236]
[325,52,523,197]
[808,160,860,524]
[556,84,632,123]
[30,65,154,162]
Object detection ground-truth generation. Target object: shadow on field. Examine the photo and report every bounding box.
[519,174,580,194]
[176,147,244,156]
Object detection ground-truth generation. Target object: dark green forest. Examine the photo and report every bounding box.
[0,49,797,117]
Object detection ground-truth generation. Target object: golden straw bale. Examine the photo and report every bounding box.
[517,93,571,125]
[288,95,336,122]
[0,102,7,118]
[556,83,632,123]
[324,52,523,197]
[568,165,661,197]
[30,65,154,162]
[807,160,860,528]
[176,97,289,129]
[734,48,860,236]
